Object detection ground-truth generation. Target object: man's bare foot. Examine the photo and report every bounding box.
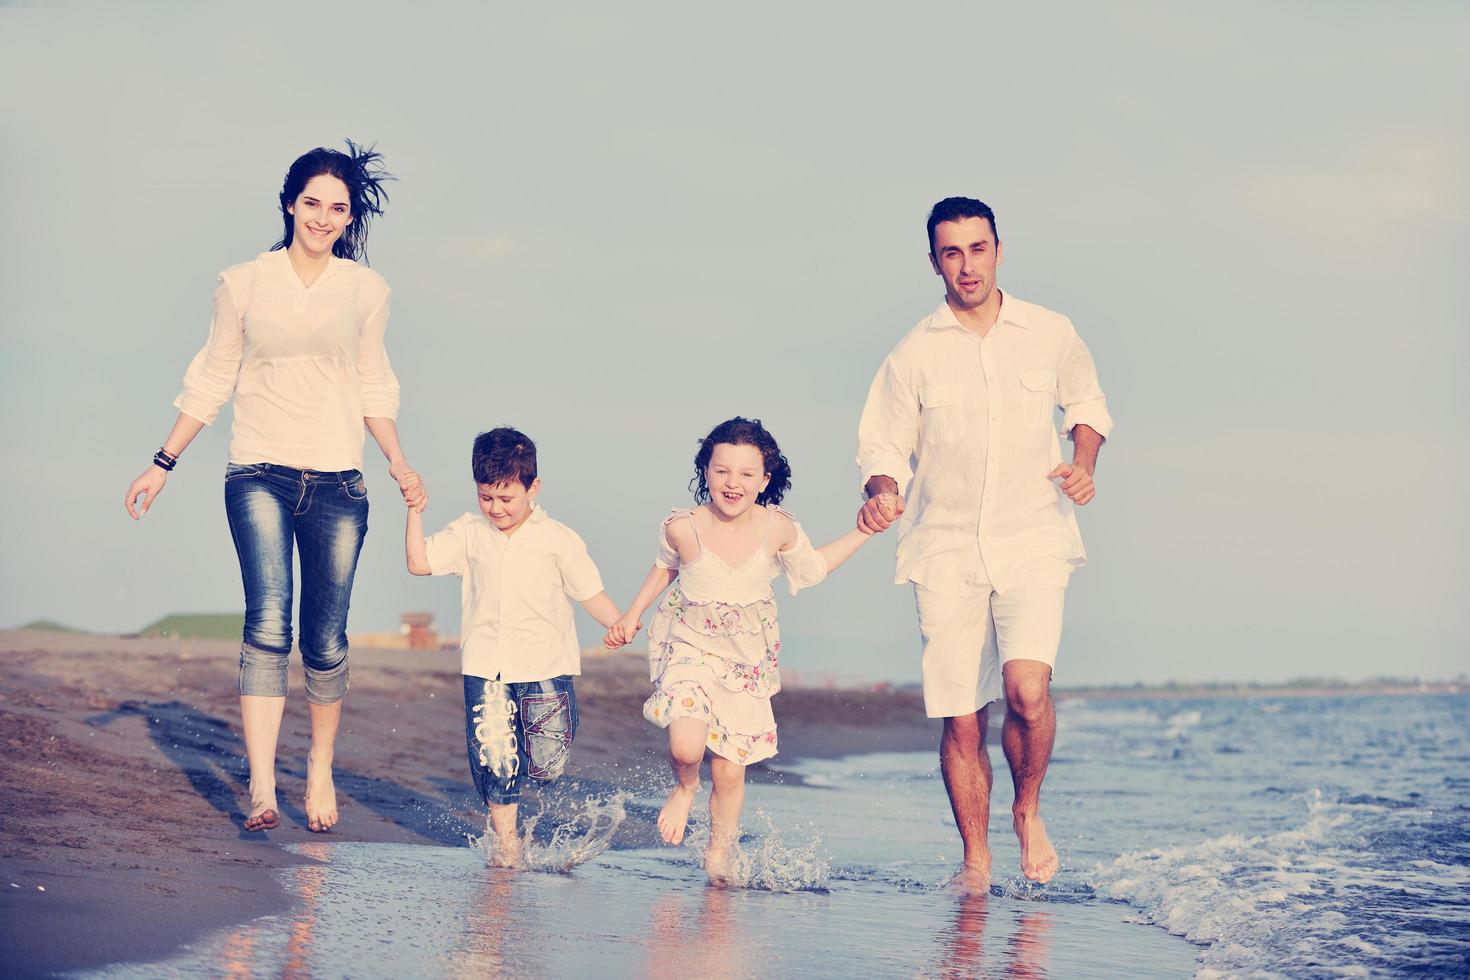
[1013,811,1059,883]
[944,860,992,895]
[244,785,280,832]
[305,755,338,833]
[657,781,699,844]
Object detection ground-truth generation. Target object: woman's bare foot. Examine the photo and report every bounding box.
[657,781,699,844]
[305,754,338,833]
[1013,811,1058,883]
[244,784,280,832]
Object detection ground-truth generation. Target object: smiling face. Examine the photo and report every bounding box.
[929,215,1003,314]
[286,174,353,258]
[704,442,769,520]
[477,478,540,534]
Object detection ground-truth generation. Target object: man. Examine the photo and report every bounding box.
[856,197,1112,892]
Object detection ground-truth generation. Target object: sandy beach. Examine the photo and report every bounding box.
[0,629,937,975]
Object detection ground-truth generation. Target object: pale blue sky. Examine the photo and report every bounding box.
[2,1,1466,684]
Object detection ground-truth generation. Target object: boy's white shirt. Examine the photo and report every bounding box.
[424,504,603,682]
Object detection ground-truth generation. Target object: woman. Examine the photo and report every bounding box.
[124,141,426,833]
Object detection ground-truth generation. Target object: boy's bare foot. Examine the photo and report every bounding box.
[305,755,338,833]
[244,784,280,832]
[486,802,522,867]
[1013,811,1058,883]
[491,837,523,868]
[658,781,699,844]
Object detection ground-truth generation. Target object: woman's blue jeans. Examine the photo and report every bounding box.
[224,462,369,705]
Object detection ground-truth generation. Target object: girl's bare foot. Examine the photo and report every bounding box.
[657,781,699,844]
[244,781,280,832]
[1013,811,1058,883]
[305,754,338,833]
[704,840,734,884]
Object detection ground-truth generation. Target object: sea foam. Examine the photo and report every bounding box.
[1091,788,1470,977]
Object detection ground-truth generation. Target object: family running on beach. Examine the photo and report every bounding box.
[123,141,1112,893]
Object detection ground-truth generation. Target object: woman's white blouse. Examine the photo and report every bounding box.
[174,250,400,472]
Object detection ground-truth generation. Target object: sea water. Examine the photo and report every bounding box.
[82,693,1469,978]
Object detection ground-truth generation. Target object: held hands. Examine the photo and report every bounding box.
[124,466,168,520]
[603,614,643,650]
[390,463,428,513]
[1048,463,1095,505]
[857,492,904,535]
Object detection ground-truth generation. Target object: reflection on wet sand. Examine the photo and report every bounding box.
[216,841,330,978]
[1006,909,1054,979]
[282,842,330,979]
[645,886,743,980]
[932,893,1055,979]
[936,892,989,979]
[217,920,258,980]
[443,868,519,978]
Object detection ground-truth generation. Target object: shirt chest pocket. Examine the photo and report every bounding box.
[1018,371,1058,431]
[508,551,563,614]
[919,383,968,445]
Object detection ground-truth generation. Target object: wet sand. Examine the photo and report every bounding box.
[0,630,937,976]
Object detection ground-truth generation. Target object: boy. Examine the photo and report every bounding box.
[406,427,621,866]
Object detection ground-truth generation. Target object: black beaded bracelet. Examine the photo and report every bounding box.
[153,449,178,472]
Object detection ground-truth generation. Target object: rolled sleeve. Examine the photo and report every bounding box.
[1058,334,1113,440]
[357,287,400,419]
[557,528,605,601]
[654,513,683,570]
[425,517,469,576]
[173,276,244,425]
[856,354,919,497]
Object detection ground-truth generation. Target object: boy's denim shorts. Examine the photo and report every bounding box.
[463,674,578,806]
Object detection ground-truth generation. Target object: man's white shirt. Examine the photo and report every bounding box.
[857,293,1113,596]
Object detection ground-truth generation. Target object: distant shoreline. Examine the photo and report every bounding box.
[1052,681,1465,701]
[9,624,1465,701]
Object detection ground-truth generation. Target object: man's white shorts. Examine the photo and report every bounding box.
[914,558,1073,719]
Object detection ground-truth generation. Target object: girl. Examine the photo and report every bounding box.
[123,142,426,834]
[605,417,875,881]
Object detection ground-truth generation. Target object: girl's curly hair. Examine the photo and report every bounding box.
[690,417,793,506]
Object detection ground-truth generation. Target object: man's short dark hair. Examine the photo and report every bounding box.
[471,427,537,488]
[927,197,999,254]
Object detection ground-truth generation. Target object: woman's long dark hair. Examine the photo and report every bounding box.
[272,140,393,262]
[690,417,793,506]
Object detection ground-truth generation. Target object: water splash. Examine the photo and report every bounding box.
[682,809,830,892]
[467,792,628,873]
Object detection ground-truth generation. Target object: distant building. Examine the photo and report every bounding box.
[350,612,454,651]
[401,612,437,651]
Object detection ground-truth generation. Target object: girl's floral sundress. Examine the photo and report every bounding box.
[643,505,826,765]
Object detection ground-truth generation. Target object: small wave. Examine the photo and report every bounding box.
[467,792,628,873]
[1164,710,1202,739]
[1091,789,1470,976]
